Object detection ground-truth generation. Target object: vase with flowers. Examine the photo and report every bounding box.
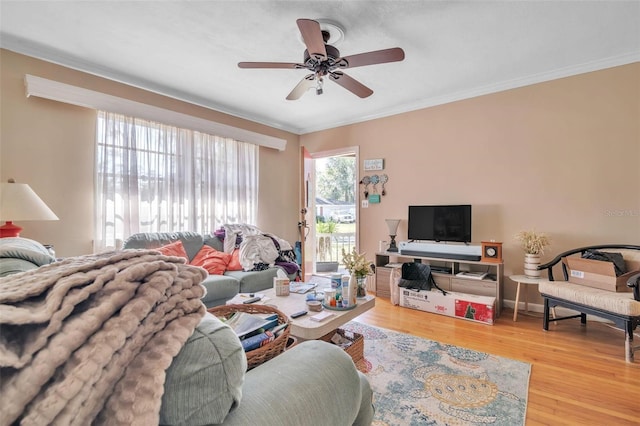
[341,247,374,300]
[515,230,551,278]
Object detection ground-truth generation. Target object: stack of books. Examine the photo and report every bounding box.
[223,312,287,351]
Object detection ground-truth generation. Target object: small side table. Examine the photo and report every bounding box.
[509,275,544,321]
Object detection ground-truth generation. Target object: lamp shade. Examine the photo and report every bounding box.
[0,179,58,237]
[0,181,58,221]
[385,219,400,236]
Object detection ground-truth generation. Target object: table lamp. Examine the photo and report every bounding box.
[0,178,59,238]
[385,219,400,252]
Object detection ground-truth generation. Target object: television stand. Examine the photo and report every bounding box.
[374,250,504,316]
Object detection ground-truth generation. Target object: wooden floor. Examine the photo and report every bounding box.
[356,296,640,426]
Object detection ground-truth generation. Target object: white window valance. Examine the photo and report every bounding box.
[23,74,286,151]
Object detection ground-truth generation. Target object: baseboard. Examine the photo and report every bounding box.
[375,292,617,325]
[503,299,614,324]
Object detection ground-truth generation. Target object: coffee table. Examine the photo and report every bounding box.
[227,288,375,340]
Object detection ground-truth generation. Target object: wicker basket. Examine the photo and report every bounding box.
[208,304,290,370]
[319,328,364,364]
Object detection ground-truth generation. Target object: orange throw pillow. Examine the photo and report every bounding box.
[226,249,243,271]
[156,240,189,261]
[190,245,232,275]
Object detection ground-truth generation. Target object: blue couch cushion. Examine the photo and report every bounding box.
[225,269,280,294]
[203,234,225,252]
[122,232,204,261]
[0,237,56,276]
[160,312,247,425]
[201,275,241,307]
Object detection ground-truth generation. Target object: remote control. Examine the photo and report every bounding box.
[290,310,307,318]
[242,296,261,304]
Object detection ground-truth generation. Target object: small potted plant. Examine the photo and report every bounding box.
[341,247,374,299]
[515,230,551,278]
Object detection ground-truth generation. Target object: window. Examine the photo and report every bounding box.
[95,111,258,251]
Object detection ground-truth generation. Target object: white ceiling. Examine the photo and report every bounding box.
[1,1,638,135]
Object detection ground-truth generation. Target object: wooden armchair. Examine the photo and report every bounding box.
[537,245,640,363]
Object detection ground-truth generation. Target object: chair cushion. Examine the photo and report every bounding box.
[539,280,640,316]
[160,312,247,425]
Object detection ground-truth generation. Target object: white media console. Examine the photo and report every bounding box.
[376,242,504,316]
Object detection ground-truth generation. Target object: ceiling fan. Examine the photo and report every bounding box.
[238,18,405,100]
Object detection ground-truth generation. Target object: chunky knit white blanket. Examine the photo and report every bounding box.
[0,250,207,426]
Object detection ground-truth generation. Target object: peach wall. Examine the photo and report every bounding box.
[2,48,638,306]
[0,49,301,257]
[301,63,640,304]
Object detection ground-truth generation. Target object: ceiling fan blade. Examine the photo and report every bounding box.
[339,47,405,69]
[297,19,327,60]
[238,62,302,69]
[286,74,316,100]
[329,72,373,98]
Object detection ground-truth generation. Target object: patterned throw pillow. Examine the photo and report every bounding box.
[226,249,243,271]
[156,240,189,261]
[190,245,231,275]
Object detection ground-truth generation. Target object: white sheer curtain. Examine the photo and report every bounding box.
[94,111,258,252]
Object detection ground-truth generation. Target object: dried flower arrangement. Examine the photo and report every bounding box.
[341,247,374,277]
[515,230,551,255]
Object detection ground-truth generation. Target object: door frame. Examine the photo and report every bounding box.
[301,145,360,280]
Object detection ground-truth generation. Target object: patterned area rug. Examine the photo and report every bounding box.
[342,322,531,426]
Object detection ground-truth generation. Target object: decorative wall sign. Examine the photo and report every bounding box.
[364,159,384,171]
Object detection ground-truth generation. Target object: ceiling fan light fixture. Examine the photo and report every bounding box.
[316,76,324,95]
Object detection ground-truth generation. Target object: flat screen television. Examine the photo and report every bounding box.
[408,205,472,243]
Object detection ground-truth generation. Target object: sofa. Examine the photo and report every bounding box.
[0,249,373,425]
[123,230,299,307]
[163,312,375,426]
